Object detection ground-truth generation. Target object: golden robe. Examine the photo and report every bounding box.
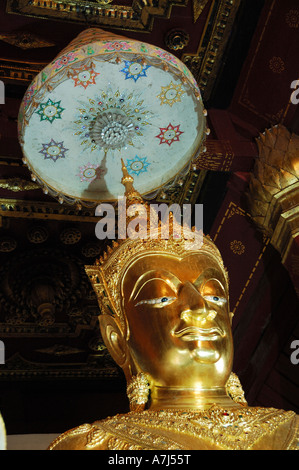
[49,406,299,450]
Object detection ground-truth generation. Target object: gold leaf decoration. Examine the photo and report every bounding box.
[247,124,299,236]
[0,32,55,50]
[0,178,40,192]
[192,0,210,23]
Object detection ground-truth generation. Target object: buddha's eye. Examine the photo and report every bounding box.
[135,296,176,308]
[204,295,227,306]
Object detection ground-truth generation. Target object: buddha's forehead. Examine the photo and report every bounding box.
[122,251,227,287]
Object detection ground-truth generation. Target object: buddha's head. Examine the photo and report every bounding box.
[120,249,232,389]
[86,162,237,409]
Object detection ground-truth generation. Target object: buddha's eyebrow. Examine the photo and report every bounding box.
[129,270,182,301]
[193,268,225,291]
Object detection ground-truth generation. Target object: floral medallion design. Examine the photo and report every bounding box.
[286,9,299,28]
[52,52,78,71]
[154,49,178,65]
[230,240,245,256]
[73,88,152,153]
[157,82,186,107]
[70,64,100,89]
[77,163,104,182]
[156,123,184,146]
[269,56,285,74]
[120,60,151,82]
[23,83,37,110]
[39,139,69,162]
[126,156,150,176]
[103,40,132,52]
[36,98,65,123]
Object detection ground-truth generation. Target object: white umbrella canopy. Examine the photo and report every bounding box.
[18,28,207,207]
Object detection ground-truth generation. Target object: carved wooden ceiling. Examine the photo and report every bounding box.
[0,0,298,436]
[2,0,240,102]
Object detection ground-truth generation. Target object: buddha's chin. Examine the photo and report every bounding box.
[190,347,220,364]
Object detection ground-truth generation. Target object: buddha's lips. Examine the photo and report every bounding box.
[172,326,224,341]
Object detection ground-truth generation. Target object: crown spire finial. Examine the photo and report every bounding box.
[121,158,134,194]
[120,158,144,204]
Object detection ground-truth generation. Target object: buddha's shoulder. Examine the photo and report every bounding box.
[47,411,185,450]
[48,407,299,450]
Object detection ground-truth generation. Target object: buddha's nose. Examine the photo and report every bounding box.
[179,282,216,324]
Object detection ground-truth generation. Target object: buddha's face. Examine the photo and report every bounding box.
[121,252,233,389]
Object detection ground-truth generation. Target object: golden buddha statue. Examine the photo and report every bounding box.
[49,162,299,451]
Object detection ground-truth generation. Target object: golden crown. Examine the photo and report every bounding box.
[85,160,228,332]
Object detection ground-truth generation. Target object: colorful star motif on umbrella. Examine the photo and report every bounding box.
[126,156,150,176]
[120,60,151,82]
[70,64,100,89]
[157,82,186,107]
[36,98,65,124]
[156,123,184,146]
[39,139,69,162]
[77,164,104,182]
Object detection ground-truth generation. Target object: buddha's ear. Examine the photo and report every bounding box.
[99,314,133,381]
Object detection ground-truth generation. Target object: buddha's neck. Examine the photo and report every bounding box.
[149,385,240,411]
